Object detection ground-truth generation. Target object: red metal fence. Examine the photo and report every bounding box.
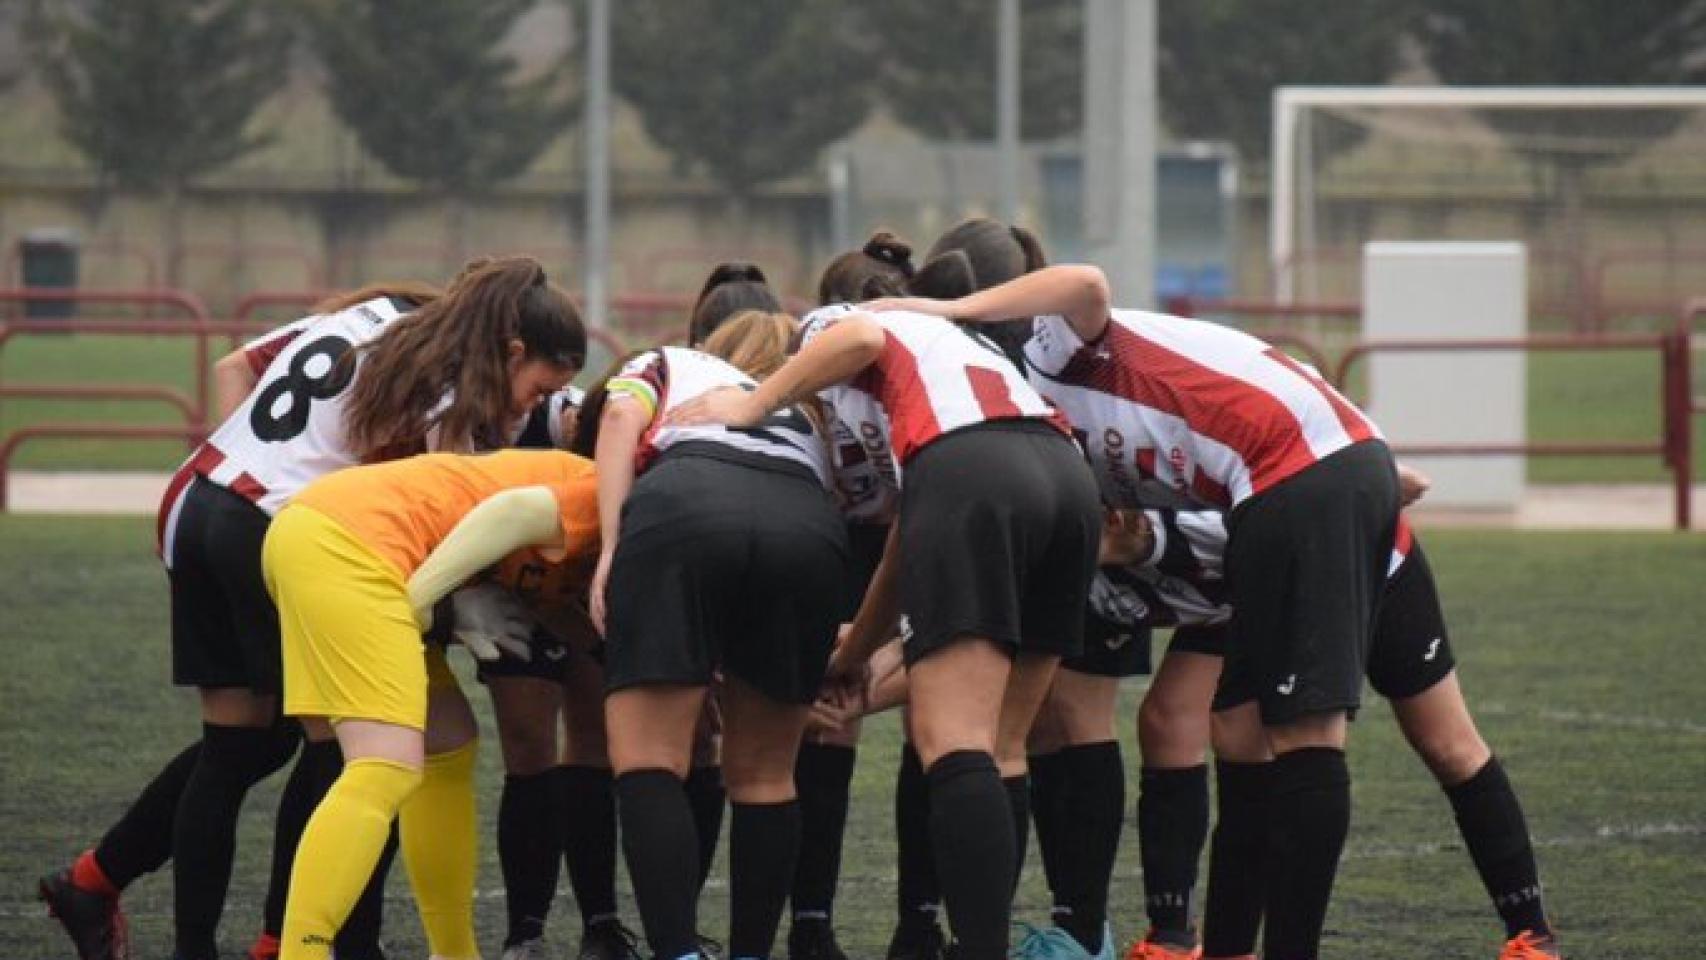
[2,287,1698,526]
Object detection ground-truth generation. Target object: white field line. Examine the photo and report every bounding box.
[1476,701,1706,736]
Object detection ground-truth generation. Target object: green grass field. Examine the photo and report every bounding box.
[2,332,1701,482]
[2,517,1703,958]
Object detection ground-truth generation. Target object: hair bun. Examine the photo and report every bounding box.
[863,232,915,276]
[705,262,768,290]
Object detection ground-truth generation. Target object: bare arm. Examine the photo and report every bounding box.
[868,264,1114,344]
[588,396,650,632]
[212,349,261,421]
[666,315,886,428]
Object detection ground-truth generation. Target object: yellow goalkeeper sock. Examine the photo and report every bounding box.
[279,757,422,960]
[400,739,481,960]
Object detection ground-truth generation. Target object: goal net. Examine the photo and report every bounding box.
[1272,87,1706,331]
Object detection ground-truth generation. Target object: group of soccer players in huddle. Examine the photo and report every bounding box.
[38,219,1563,960]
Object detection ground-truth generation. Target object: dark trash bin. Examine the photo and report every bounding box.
[19,229,79,319]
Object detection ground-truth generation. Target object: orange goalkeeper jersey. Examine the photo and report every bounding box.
[291,449,599,578]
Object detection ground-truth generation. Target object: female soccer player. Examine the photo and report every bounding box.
[782,233,917,960]
[1092,506,1560,960]
[870,263,1401,960]
[669,301,1102,959]
[39,258,585,960]
[263,447,600,960]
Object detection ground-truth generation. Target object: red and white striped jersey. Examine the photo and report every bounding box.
[1025,310,1381,509]
[799,305,1066,466]
[159,297,407,549]
[825,392,902,524]
[608,346,830,485]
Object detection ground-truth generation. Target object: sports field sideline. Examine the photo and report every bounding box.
[3,517,1703,959]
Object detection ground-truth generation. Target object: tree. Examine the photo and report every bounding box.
[30,0,287,281]
[1417,0,1706,325]
[611,0,870,200]
[296,0,576,258]
[1158,0,1412,165]
[860,0,1082,141]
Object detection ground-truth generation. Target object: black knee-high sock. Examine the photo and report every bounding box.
[1052,742,1125,954]
[617,770,701,959]
[93,741,203,890]
[1446,757,1550,939]
[1202,759,1270,959]
[686,765,727,894]
[1027,751,1069,904]
[895,743,941,930]
[335,825,398,960]
[791,743,856,917]
[929,750,1015,958]
[500,771,565,946]
[172,723,297,959]
[559,765,619,927]
[1003,773,1031,895]
[1139,763,1209,939]
[730,800,803,958]
[1262,748,1351,960]
[262,739,341,937]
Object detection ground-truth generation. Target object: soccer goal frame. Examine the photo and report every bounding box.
[1269,85,1706,302]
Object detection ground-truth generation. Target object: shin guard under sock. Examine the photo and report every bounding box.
[1446,757,1550,939]
[89,740,203,893]
[790,743,856,917]
[617,769,701,960]
[399,741,480,960]
[729,800,802,958]
[558,764,620,927]
[1138,763,1208,939]
[498,770,564,946]
[172,723,298,959]
[279,759,421,960]
[1261,748,1350,960]
[928,750,1015,958]
[1202,759,1271,958]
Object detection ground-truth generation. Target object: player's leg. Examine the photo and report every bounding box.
[486,672,565,958]
[787,719,860,960]
[1130,643,1222,960]
[721,675,814,960]
[250,719,396,960]
[397,653,482,960]
[607,684,707,960]
[886,718,947,960]
[1026,666,1125,957]
[1367,543,1556,957]
[558,648,634,959]
[282,718,425,960]
[687,697,727,897]
[910,639,1056,958]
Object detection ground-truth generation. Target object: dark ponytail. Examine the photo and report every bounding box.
[689,262,782,345]
[344,255,586,461]
[817,231,916,305]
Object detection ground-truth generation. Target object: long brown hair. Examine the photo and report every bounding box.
[343,256,587,461]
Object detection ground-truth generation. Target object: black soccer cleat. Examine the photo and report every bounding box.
[788,914,849,960]
[577,915,642,960]
[885,918,947,960]
[38,869,131,960]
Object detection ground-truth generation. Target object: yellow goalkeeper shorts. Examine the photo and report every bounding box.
[263,504,457,731]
